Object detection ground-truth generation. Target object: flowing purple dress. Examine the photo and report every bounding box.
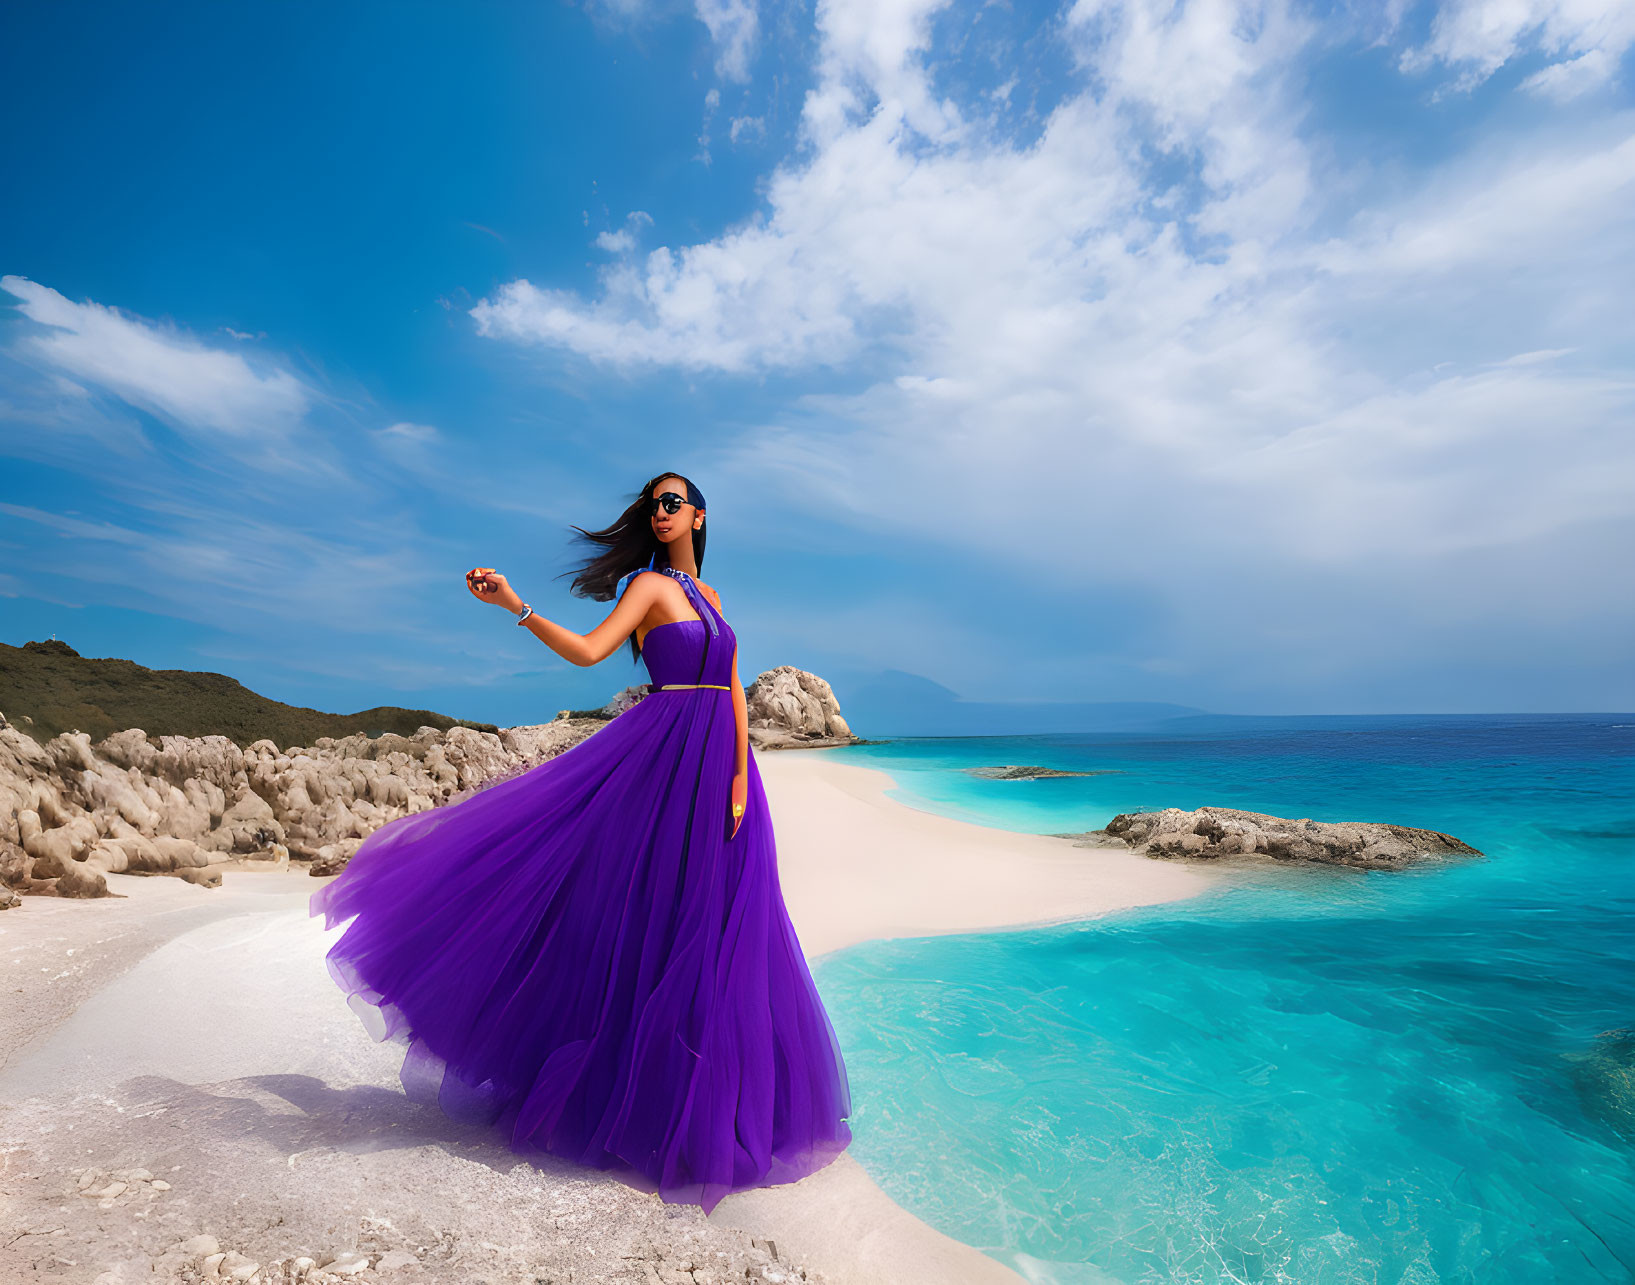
[309,568,853,1213]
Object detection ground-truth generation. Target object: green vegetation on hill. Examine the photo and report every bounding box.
[0,639,500,751]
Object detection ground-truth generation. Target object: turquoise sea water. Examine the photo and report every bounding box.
[808,716,1635,1284]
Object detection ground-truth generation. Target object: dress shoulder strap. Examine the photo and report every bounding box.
[663,568,720,638]
[616,557,720,638]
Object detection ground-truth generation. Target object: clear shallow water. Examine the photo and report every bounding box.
[809,716,1635,1283]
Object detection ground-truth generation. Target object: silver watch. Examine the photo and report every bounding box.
[515,603,533,625]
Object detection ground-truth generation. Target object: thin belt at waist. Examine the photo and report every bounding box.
[654,683,730,690]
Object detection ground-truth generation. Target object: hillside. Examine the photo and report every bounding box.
[0,639,499,750]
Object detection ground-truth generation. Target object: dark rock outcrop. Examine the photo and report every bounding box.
[965,765,1122,780]
[1058,806,1482,870]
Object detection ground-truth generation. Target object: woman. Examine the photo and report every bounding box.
[309,472,853,1214]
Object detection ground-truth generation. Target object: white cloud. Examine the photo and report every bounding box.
[0,351,151,465]
[368,420,459,490]
[472,0,1319,375]
[471,0,1635,700]
[1314,129,1635,279]
[584,0,762,83]
[1401,0,1635,97]
[0,500,150,546]
[1522,46,1616,99]
[808,0,962,142]
[2,275,311,437]
[590,209,654,256]
[697,0,759,81]
[0,279,547,655]
[379,420,440,443]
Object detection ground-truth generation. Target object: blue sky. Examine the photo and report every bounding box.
[2,0,1632,734]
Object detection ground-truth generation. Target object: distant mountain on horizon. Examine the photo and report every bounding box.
[0,639,501,751]
[825,670,1628,736]
[1160,710,1630,730]
[829,667,1207,737]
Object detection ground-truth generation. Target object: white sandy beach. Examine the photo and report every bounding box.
[0,753,1220,1285]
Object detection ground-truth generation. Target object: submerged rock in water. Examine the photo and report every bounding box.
[1566,1027,1635,1144]
[964,765,1123,780]
[1058,806,1482,870]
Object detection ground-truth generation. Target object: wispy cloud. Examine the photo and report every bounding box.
[0,280,523,662]
[696,0,758,81]
[3,275,311,438]
[583,0,762,83]
[1400,0,1635,99]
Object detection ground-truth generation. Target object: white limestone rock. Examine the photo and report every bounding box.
[745,667,858,750]
[0,661,859,893]
[1071,806,1484,871]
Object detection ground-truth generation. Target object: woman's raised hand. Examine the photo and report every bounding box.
[466,567,522,613]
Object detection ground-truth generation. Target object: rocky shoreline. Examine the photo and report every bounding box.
[1,1008,833,1285]
[0,668,861,903]
[21,1152,822,1285]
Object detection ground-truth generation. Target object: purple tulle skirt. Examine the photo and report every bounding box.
[309,673,853,1213]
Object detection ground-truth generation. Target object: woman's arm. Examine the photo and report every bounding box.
[556,570,668,666]
[729,643,749,836]
[487,570,664,666]
[729,644,748,777]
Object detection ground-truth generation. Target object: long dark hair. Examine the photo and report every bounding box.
[560,471,707,662]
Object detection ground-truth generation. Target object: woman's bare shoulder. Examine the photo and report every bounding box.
[694,579,722,607]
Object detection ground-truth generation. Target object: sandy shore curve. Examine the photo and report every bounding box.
[0,753,1220,1285]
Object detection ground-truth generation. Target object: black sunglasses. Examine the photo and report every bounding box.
[644,491,692,516]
